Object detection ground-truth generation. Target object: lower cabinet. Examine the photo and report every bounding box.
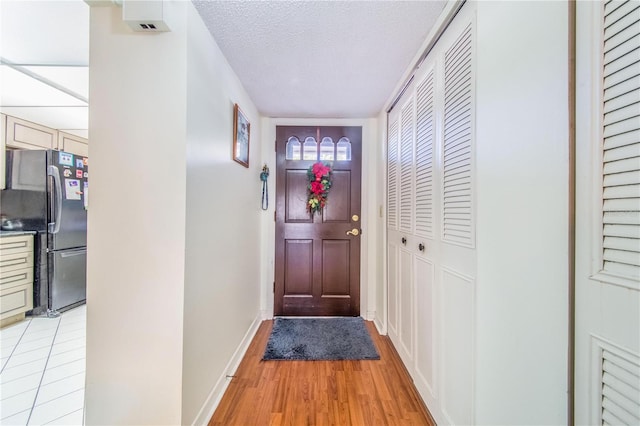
[0,235,35,324]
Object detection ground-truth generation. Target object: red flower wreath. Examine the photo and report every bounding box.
[307,162,332,214]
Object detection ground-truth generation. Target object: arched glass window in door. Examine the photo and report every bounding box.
[336,137,352,161]
[303,137,318,160]
[285,136,301,160]
[319,137,335,161]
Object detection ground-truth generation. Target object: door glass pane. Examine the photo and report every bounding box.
[336,137,352,161]
[320,137,335,160]
[303,137,318,161]
[286,136,301,160]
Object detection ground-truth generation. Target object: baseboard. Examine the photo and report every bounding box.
[365,310,376,321]
[191,313,263,426]
[374,316,386,336]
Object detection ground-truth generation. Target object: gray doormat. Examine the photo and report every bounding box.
[262,317,380,361]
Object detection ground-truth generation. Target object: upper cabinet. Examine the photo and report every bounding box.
[58,132,88,157]
[3,115,88,156]
[6,116,57,150]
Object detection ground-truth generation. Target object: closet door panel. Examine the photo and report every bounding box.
[440,268,474,426]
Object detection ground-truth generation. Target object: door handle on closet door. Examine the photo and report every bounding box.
[418,243,425,252]
[401,237,407,245]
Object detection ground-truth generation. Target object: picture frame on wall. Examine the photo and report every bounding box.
[233,103,250,168]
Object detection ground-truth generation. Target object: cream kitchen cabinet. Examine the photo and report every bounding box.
[5,115,58,150]
[58,131,88,157]
[3,115,88,156]
[0,234,34,326]
[1,114,6,189]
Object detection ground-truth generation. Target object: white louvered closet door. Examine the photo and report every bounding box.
[385,4,476,425]
[387,110,401,348]
[575,1,640,425]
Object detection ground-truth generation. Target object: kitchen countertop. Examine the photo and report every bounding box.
[0,230,38,237]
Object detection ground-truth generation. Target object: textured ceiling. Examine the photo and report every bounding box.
[192,0,446,118]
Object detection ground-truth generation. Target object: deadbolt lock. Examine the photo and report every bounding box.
[352,214,359,222]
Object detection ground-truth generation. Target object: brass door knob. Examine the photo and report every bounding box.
[346,228,360,236]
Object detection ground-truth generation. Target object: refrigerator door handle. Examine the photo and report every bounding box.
[60,248,87,257]
[47,165,63,234]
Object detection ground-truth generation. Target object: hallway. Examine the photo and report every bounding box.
[209,320,434,426]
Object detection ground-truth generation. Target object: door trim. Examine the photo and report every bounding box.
[262,119,380,322]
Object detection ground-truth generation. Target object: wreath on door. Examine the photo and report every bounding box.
[307,162,332,214]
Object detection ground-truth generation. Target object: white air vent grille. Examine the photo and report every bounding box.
[400,98,415,233]
[601,0,640,280]
[388,119,399,230]
[601,349,640,425]
[442,24,473,246]
[415,71,435,238]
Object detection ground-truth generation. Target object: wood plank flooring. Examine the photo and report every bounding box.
[208,320,435,426]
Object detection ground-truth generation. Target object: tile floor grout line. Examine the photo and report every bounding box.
[32,385,84,409]
[42,407,83,426]
[25,318,63,426]
[0,407,32,422]
[0,319,32,375]
[9,341,60,357]
[44,346,86,359]
[37,370,84,389]
[0,369,44,387]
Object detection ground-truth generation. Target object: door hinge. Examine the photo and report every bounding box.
[275,140,277,152]
[274,211,276,221]
[273,281,276,293]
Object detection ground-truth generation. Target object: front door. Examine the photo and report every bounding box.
[275,126,362,316]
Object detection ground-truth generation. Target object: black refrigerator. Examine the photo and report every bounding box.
[1,149,88,315]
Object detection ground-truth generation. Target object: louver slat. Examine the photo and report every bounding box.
[442,24,473,247]
[415,71,435,237]
[387,119,399,230]
[399,99,414,233]
[602,0,640,280]
[601,349,640,425]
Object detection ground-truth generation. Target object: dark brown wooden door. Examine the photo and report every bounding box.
[275,126,362,316]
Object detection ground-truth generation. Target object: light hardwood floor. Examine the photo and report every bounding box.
[209,320,435,426]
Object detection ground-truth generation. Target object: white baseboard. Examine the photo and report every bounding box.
[374,316,386,336]
[365,310,376,321]
[191,313,263,426]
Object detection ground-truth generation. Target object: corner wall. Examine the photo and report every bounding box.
[86,4,187,424]
[474,1,569,423]
[87,3,264,424]
[182,3,262,424]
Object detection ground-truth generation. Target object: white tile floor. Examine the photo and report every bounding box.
[0,305,86,425]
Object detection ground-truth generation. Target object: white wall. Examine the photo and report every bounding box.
[474,1,568,424]
[86,3,187,424]
[259,118,380,321]
[182,3,262,424]
[87,3,263,424]
[375,109,388,333]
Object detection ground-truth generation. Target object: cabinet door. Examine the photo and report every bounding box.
[6,116,57,150]
[58,132,88,157]
[1,114,6,189]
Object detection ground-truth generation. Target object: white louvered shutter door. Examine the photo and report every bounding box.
[415,71,435,238]
[601,349,640,425]
[400,98,415,233]
[388,118,399,230]
[442,24,474,246]
[601,0,640,281]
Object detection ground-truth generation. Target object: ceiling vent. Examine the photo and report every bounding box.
[123,0,171,32]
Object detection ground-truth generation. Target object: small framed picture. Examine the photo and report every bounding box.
[233,104,250,168]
